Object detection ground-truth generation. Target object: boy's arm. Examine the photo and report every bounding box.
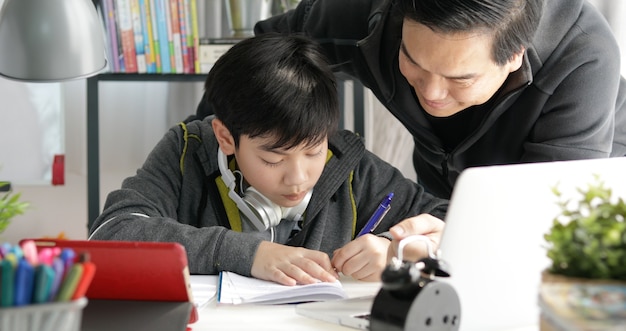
[331,145,448,280]
[88,126,262,276]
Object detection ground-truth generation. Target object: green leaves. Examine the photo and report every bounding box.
[544,176,626,280]
[0,188,30,234]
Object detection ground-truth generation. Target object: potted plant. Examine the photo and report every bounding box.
[540,175,626,331]
[0,181,30,235]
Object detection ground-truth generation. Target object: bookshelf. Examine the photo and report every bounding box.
[85,73,365,228]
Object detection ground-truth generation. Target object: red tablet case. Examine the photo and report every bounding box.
[21,239,198,327]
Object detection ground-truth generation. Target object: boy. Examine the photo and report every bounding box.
[89,34,447,285]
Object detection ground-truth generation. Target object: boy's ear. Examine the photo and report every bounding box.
[212,118,236,154]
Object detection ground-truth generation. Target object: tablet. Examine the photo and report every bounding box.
[20,239,198,330]
[21,239,193,302]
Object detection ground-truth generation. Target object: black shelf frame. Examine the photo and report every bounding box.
[86,73,365,228]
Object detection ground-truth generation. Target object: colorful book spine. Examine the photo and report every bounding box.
[104,0,121,72]
[155,0,171,73]
[189,0,199,73]
[149,0,162,73]
[96,1,113,72]
[116,0,138,73]
[139,0,157,73]
[182,0,194,73]
[164,0,175,73]
[177,0,190,73]
[130,0,147,73]
[168,0,184,73]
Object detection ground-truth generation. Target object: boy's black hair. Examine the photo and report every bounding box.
[398,0,543,66]
[205,33,339,149]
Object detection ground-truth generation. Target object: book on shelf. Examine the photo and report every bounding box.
[154,0,171,73]
[96,0,202,74]
[178,0,193,74]
[217,271,348,305]
[198,38,239,73]
[102,0,121,72]
[163,0,176,73]
[189,0,200,73]
[116,0,138,73]
[130,0,147,73]
[96,0,114,71]
[139,0,156,73]
[168,0,184,73]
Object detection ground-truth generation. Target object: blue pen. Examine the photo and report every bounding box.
[357,192,394,237]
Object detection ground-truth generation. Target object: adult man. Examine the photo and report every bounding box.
[252,0,626,200]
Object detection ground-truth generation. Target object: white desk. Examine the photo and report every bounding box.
[189,275,381,331]
[187,275,540,331]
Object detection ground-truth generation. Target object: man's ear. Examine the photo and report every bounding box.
[212,118,236,155]
[507,47,525,73]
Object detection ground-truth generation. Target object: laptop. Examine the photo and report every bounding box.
[296,157,626,331]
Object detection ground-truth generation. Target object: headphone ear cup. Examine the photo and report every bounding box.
[243,187,282,229]
[218,148,267,231]
[217,147,311,231]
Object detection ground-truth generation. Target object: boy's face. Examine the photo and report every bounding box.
[234,134,328,208]
[399,20,524,117]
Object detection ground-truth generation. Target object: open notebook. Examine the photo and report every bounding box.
[217,271,348,305]
[296,157,626,331]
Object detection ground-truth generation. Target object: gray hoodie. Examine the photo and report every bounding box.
[89,118,448,275]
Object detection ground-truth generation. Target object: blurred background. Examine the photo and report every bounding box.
[0,0,624,243]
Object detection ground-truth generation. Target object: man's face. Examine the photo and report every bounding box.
[399,20,523,117]
[234,135,327,208]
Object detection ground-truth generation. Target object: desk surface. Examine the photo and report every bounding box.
[188,275,539,331]
[189,275,380,331]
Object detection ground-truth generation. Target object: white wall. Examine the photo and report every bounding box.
[0,78,205,244]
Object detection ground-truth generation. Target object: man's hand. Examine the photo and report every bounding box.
[387,214,445,262]
[251,241,339,286]
[331,235,390,282]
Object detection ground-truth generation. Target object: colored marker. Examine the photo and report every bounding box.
[21,240,39,266]
[56,263,83,302]
[33,264,55,303]
[37,248,56,266]
[0,259,15,307]
[59,248,76,278]
[0,242,12,258]
[48,257,65,301]
[71,261,96,300]
[14,258,35,306]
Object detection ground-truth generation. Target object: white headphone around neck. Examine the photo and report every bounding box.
[217,148,311,231]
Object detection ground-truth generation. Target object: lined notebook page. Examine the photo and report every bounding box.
[217,271,348,305]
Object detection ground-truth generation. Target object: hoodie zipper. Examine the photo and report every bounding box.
[441,153,450,179]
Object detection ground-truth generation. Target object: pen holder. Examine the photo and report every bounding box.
[0,297,87,331]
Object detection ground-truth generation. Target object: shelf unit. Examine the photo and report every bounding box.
[86,73,365,228]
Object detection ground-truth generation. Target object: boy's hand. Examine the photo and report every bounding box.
[251,241,339,286]
[331,235,390,282]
